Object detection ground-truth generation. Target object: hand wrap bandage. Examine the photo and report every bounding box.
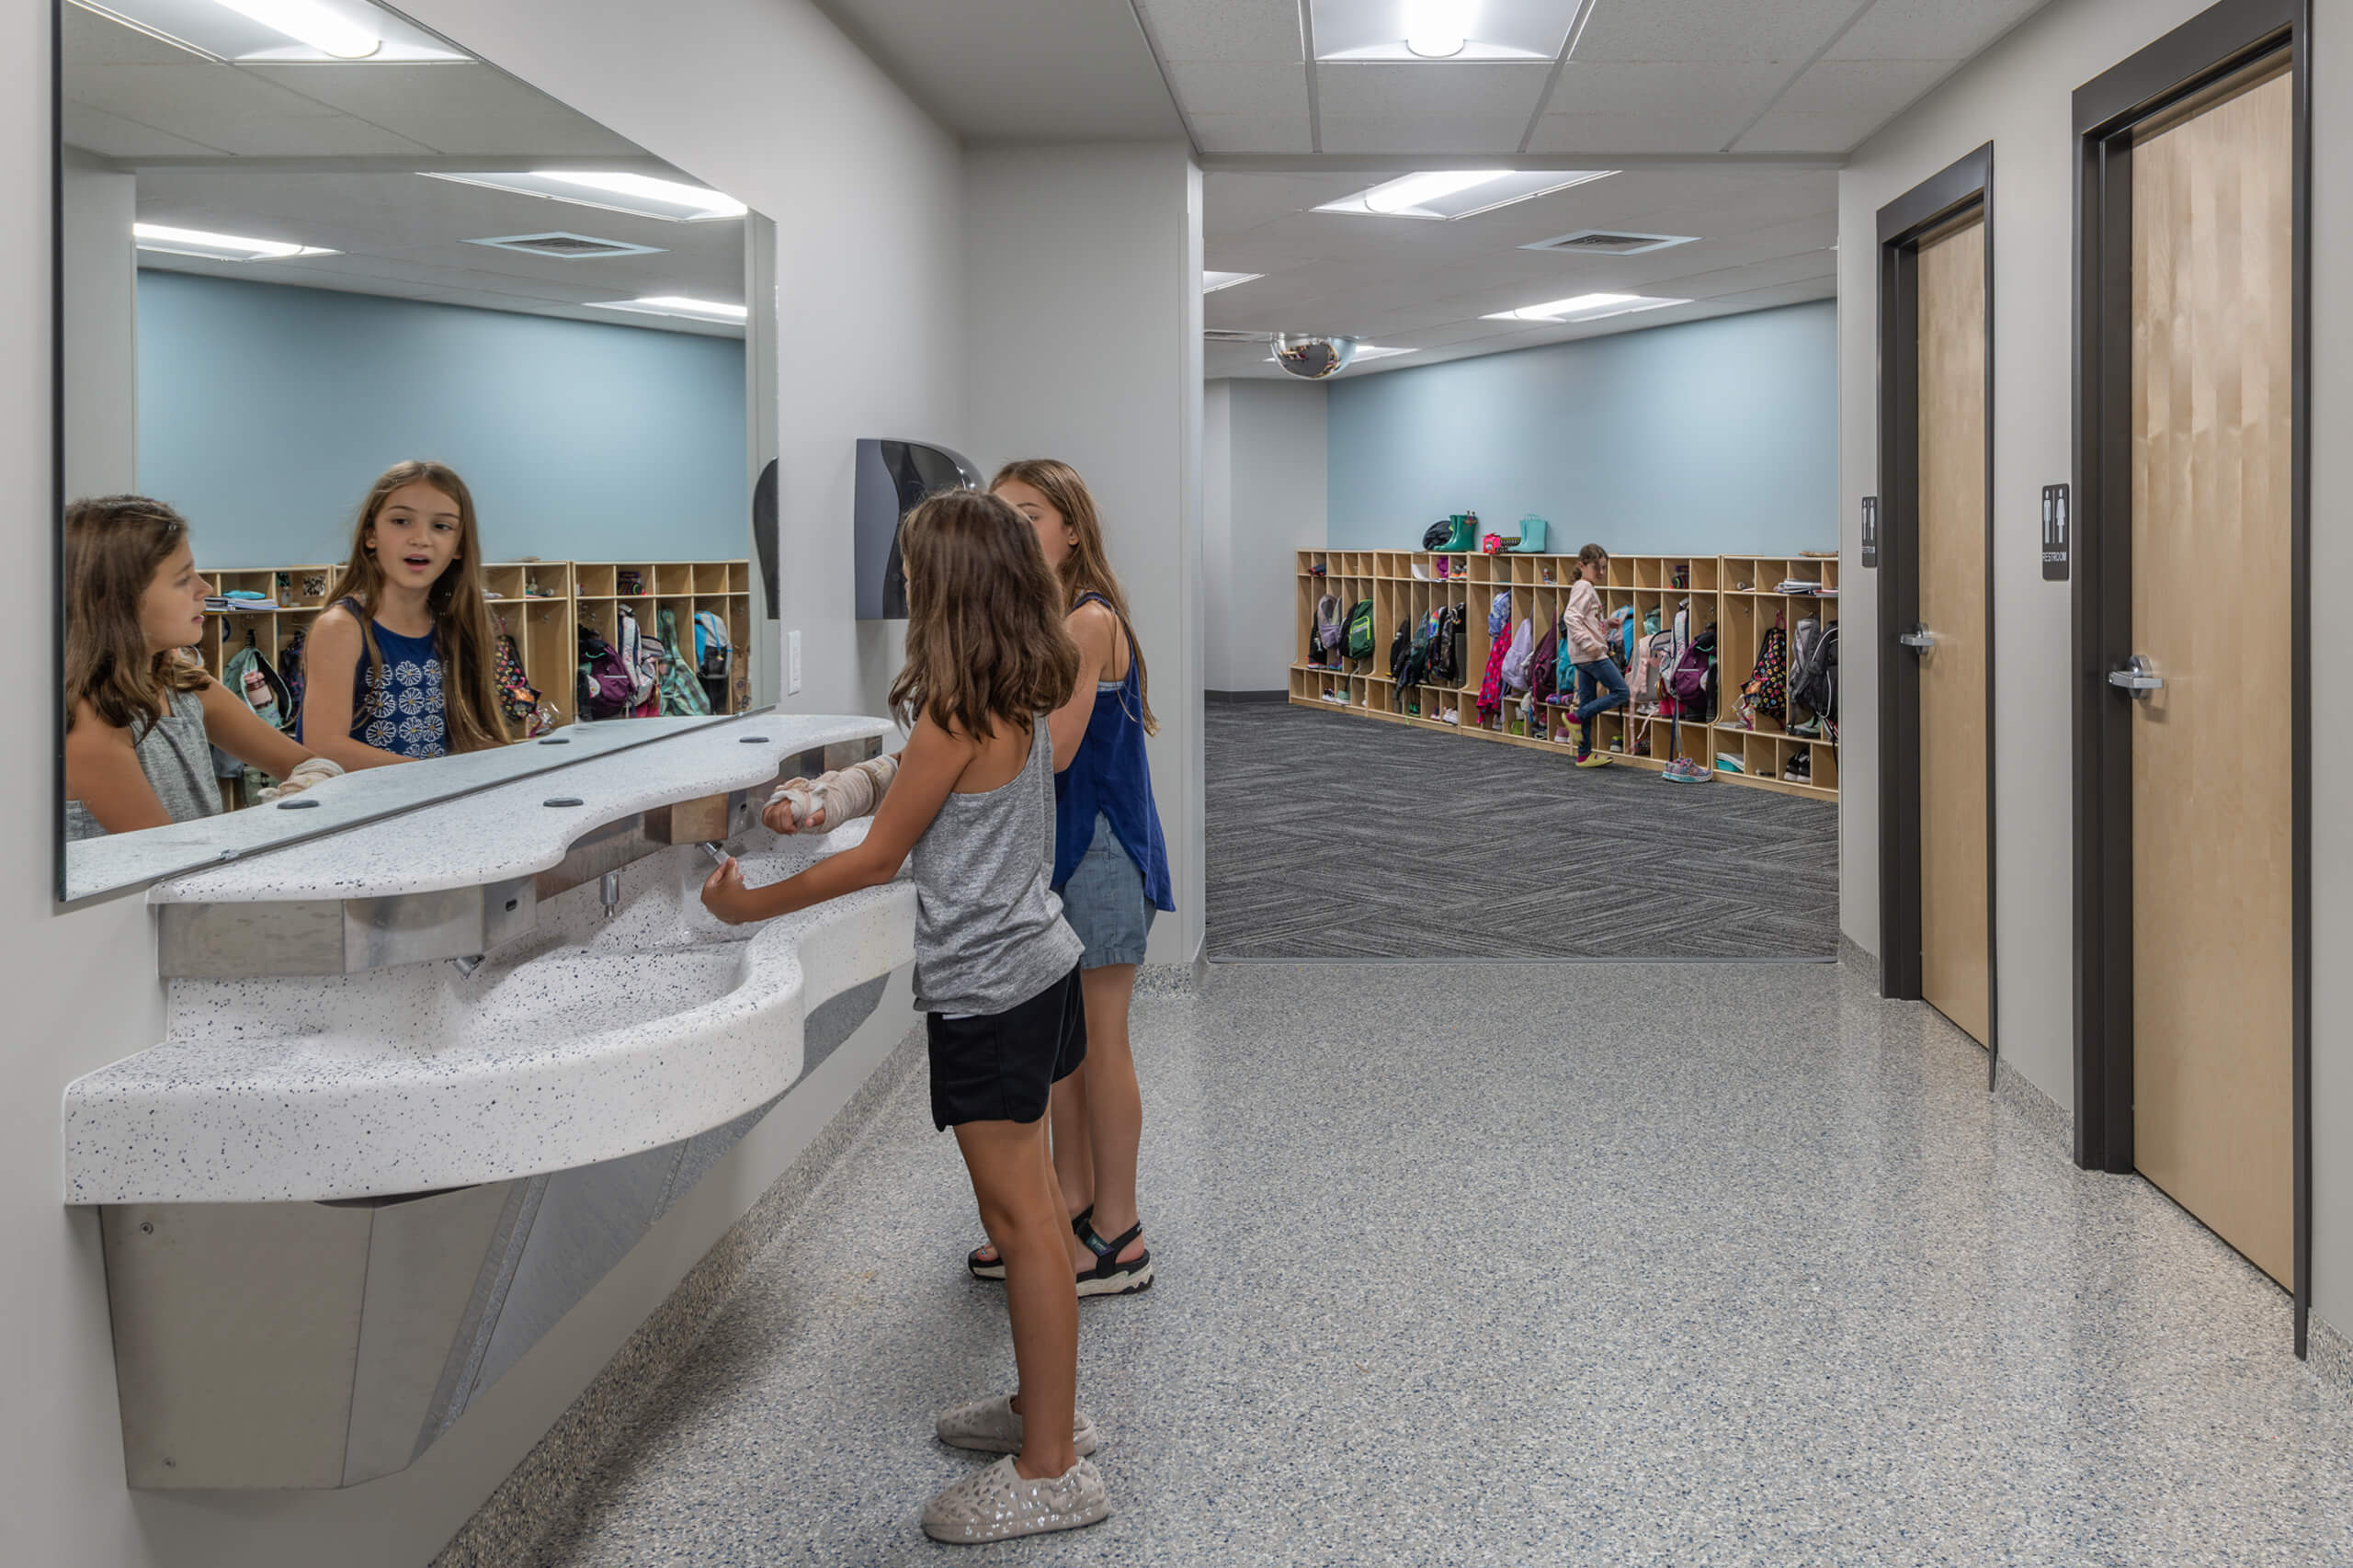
[769,752,898,832]
[256,756,346,803]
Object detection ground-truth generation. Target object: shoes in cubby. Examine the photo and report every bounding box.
[1716,756,1745,775]
[1663,758,1711,784]
[1784,753,1813,783]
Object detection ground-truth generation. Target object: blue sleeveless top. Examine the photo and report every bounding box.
[301,600,449,758]
[1053,594,1174,910]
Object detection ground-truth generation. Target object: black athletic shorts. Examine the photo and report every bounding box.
[926,964,1087,1131]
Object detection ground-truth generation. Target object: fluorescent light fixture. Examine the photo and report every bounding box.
[73,0,464,60]
[1203,270,1264,292]
[133,222,338,261]
[1313,0,1574,62]
[1482,292,1688,324]
[586,296,749,324]
[1315,168,1612,222]
[1262,345,1415,367]
[421,170,746,223]
[208,0,379,57]
[532,171,747,221]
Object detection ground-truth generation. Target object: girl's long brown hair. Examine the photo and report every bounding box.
[64,494,210,733]
[991,459,1157,735]
[324,460,508,753]
[888,490,1079,742]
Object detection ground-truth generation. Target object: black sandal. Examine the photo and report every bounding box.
[966,1205,1092,1281]
[1074,1220,1153,1298]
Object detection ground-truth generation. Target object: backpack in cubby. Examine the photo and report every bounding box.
[1344,598,1377,660]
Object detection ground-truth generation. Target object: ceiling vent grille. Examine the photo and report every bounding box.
[1520,230,1697,256]
[466,232,665,259]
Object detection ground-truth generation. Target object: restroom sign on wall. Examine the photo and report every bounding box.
[2042,483,2069,580]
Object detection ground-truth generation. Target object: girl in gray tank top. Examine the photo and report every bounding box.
[699,489,1109,1542]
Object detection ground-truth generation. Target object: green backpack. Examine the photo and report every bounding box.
[1344,597,1376,660]
[654,609,714,717]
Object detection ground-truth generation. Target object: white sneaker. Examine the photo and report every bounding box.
[936,1393,1098,1457]
[921,1455,1110,1543]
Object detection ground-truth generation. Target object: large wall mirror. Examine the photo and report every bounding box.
[55,0,779,903]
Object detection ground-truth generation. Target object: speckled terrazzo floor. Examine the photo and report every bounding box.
[525,961,2353,1567]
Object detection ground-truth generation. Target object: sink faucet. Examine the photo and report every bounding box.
[452,953,484,977]
[600,870,621,918]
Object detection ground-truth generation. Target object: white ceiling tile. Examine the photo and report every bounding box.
[1770,58,1959,118]
[1137,0,1304,62]
[240,63,642,158]
[1205,171,1381,232]
[1573,0,1865,63]
[63,4,210,67]
[62,101,227,160]
[1541,60,1790,117]
[69,63,438,157]
[1162,59,1312,117]
[1828,0,2050,62]
[1191,111,1316,153]
[1524,111,1751,154]
[1731,108,1890,153]
[1318,115,1530,153]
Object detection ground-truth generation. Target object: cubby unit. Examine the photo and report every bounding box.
[1290,549,1837,801]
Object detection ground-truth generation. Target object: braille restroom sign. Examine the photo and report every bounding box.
[1860,495,1879,568]
[2042,483,2070,581]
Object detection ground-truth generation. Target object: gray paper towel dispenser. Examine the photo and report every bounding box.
[854,438,982,620]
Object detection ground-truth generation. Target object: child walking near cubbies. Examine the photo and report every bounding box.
[1566,542,1628,767]
[699,489,1108,1545]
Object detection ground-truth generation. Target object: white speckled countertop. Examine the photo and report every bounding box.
[66,714,750,904]
[146,712,889,903]
[65,818,915,1205]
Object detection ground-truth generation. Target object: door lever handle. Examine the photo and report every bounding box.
[1897,625,1936,652]
[2108,654,2164,698]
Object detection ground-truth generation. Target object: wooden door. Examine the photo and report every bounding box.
[1915,214,1991,1047]
[2128,63,2293,1284]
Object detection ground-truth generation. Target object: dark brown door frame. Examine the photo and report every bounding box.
[1875,144,2000,1091]
[2070,0,2313,1352]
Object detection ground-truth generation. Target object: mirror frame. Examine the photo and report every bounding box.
[49,0,780,906]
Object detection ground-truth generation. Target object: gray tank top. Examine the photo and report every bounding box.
[65,685,223,841]
[909,717,1083,1016]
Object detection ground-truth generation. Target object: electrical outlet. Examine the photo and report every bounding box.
[788,630,802,695]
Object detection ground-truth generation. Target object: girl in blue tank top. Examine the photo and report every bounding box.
[971,459,1172,1300]
[298,461,511,767]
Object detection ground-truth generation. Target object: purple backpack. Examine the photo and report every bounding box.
[1665,629,1717,714]
[576,625,636,719]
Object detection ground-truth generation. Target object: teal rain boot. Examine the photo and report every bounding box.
[1510,516,1550,553]
[1438,513,1477,552]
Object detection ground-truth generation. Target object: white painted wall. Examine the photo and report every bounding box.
[1839,0,2353,1343]
[964,142,1206,967]
[60,149,136,498]
[1203,380,1233,684]
[8,1,964,1563]
[1206,378,1328,693]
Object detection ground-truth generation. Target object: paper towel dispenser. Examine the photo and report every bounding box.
[854,438,982,620]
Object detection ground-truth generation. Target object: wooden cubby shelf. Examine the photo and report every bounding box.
[197,556,755,745]
[1291,549,1839,801]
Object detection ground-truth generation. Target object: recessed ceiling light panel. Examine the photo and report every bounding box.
[1312,0,1583,62]
[70,0,466,62]
[1481,292,1688,324]
[1203,271,1264,293]
[1315,169,1612,222]
[585,296,748,325]
[421,171,746,223]
[133,222,338,261]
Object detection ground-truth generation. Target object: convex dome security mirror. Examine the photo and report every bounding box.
[1273,335,1360,380]
[853,438,982,620]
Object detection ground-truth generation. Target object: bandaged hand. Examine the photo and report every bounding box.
[256,756,347,803]
[762,752,898,835]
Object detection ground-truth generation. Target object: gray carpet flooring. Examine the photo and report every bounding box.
[1204,699,1836,960]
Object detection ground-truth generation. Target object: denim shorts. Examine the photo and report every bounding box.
[1055,812,1156,969]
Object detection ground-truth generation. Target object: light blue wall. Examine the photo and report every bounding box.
[135,270,747,566]
[1324,301,1836,553]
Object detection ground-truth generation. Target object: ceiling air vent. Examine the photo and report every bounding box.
[466,232,665,259]
[1520,230,1697,256]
